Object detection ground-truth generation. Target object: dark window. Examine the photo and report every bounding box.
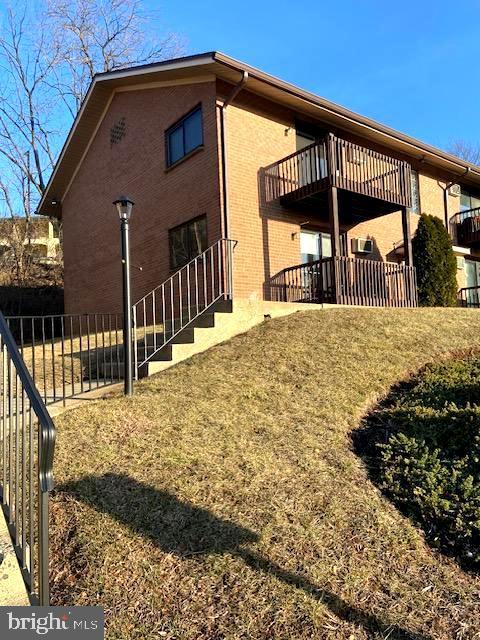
[166,105,203,167]
[169,215,207,270]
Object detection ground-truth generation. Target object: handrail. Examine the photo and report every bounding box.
[458,285,480,308]
[0,311,56,605]
[269,256,417,308]
[133,238,236,372]
[450,207,480,245]
[450,207,480,224]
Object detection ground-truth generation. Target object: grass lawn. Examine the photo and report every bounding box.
[51,308,480,640]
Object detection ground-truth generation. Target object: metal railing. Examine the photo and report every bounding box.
[133,238,236,373]
[269,256,418,308]
[450,208,480,246]
[265,133,412,208]
[0,312,55,604]
[458,286,480,308]
[5,313,124,406]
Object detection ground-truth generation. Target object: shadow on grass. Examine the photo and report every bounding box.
[57,472,430,640]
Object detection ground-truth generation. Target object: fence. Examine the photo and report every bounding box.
[5,313,124,406]
[0,312,55,604]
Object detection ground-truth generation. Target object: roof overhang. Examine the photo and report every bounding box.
[37,51,480,218]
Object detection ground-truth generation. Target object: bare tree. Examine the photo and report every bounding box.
[449,140,480,166]
[0,0,182,284]
[47,0,182,117]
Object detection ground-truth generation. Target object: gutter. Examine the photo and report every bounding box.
[218,71,249,238]
[443,167,470,229]
[213,52,480,181]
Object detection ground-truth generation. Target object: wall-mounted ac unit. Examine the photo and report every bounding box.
[449,183,461,197]
[351,237,374,254]
[346,147,366,165]
[457,256,465,270]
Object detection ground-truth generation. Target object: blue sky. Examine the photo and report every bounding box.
[156,0,480,153]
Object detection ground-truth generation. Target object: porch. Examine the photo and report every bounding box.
[269,256,418,308]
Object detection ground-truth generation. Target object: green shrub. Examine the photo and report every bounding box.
[372,357,480,566]
[412,213,457,307]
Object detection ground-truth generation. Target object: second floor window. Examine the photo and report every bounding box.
[166,105,203,167]
[460,188,480,212]
[169,215,207,270]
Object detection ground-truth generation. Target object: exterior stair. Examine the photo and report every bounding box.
[93,297,326,381]
[136,298,233,377]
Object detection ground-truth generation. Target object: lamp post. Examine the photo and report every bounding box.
[113,196,134,396]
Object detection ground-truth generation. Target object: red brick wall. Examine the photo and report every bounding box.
[62,78,472,311]
[62,80,222,313]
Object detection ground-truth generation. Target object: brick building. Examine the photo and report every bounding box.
[37,52,480,313]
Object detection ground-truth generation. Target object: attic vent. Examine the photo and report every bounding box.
[110,117,126,146]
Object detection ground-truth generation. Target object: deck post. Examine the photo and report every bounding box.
[402,206,413,266]
[328,186,341,302]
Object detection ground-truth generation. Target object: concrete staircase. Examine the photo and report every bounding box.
[135,298,233,377]
[94,299,324,381]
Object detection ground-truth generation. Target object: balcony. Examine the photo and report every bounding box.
[264,133,412,222]
[450,208,480,248]
[269,256,418,308]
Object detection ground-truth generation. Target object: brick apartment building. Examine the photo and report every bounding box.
[37,52,480,313]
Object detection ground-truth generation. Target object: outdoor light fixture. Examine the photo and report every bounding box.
[113,196,134,221]
[114,195,135,396]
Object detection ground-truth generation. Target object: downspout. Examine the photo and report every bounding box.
[219,71,248,239]
[444,167,470,230]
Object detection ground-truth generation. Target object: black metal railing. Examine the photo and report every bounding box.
[269,256,418,308]
[5,313,124,406]
[450,208,480,246]
[133,238,236,373]
[265,133,412,208]
[0,312,55,604]
[458,286,480,308]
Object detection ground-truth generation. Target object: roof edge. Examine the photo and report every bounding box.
[37,52,217,216]
[212,52,480,178]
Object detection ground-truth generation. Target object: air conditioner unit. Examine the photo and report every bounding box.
[449,184,461,197]
[352,237,373,254]
[346,147,366,165]
[457,256,465,270]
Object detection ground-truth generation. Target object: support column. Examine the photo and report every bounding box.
[328,186,341,257]
[328,186,341,302]
[402,206,413,266]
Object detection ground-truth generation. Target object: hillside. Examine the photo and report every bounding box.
[51,308,480,640]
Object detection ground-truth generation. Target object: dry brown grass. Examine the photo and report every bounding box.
[50,308,480,639]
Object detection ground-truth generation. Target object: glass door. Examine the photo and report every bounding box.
[464,259,480,306]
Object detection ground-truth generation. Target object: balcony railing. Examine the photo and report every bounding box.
[265,133,412,208]
[450,208,480,247]
[269,256,417,308]
[458,286,480,308]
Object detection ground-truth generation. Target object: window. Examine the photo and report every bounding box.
[460,188,480,212]
[166,105,203,167]
[409,170,420,214]
[169,215,207,270]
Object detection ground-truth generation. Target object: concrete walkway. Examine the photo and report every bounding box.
[0,510,29,605]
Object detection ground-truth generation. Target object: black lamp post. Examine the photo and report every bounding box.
[113,196,134,396]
